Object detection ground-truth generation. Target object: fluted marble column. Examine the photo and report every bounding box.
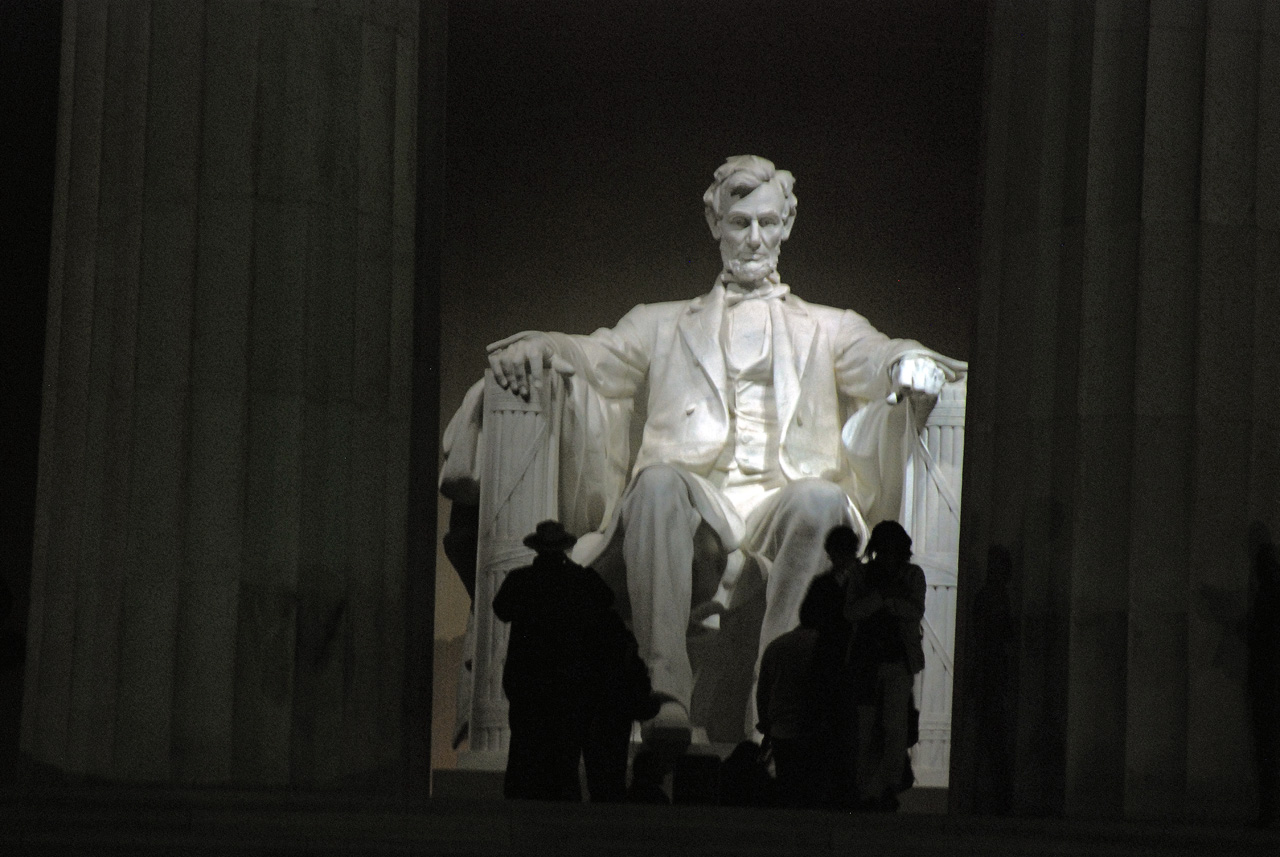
[953,0,1280,822]
[24,0,435,787]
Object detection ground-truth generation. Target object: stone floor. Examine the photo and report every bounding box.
[2,786,1277,856]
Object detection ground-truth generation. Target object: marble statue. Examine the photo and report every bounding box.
[443,155,966,750]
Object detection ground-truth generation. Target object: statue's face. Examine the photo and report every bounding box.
[716,181,789,288]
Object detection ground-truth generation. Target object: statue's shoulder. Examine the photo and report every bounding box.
[617,297,700,324]
[634,297,697,312]
[783,292,864,326]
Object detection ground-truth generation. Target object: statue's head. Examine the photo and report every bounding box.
[703,155,797,288]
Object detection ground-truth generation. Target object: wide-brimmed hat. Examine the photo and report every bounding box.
[523,520,578,552]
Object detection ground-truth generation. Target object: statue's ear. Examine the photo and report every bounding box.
[705,209,722,239]
[781,211,796,241]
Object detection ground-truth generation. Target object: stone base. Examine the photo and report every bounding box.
[4,785,1277,855]
[432,767,504,800]
[439,740,952,810]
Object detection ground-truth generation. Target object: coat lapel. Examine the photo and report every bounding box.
[774,293,816,435]
[678,285,728,410]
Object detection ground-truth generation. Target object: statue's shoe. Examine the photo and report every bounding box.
[688,599,726,633]
[640,700,692,752]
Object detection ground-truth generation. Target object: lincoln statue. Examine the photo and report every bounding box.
[447,155,966,748]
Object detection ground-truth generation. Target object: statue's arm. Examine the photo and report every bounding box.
[831,309,966,404]
[439,378,486,505]
[486,305,653,402]
[831,309,967,525]
[542,306,652,399]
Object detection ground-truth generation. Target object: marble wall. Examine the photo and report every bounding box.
[24,0,434,787]
[952,0,1280,822]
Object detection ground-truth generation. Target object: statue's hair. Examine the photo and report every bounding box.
[702,155,797,223]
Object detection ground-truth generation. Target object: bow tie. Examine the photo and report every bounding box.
[723,282,790,308]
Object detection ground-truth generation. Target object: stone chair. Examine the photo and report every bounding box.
[439,371,965,775]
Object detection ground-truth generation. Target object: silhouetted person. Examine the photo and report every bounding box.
[753,525,858,807]
[972,544,1017,813]
[494,520,614,800]
[719,739,774,807]
[627,749,672,804]
[1247,531,1280,829]
[582,609,661,802]
[808,525,861,807]
[845,520,925,811]
[756,569,844,808]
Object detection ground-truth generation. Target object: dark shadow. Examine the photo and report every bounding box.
[1247,522,1280,829]
[971,543,1017,814]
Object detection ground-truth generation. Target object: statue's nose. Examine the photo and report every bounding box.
[747,221,762,246]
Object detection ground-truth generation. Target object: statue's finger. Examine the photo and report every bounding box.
[512,354,529,396]
[487,353,504,386]
[529,352,544,390]
[550,355,576,376]
[486,332,526,353]
[490,353,512,388]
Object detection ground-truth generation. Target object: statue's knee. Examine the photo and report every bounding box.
[783,478,849,520]
[622,465,698,528]
[630,464,688,500]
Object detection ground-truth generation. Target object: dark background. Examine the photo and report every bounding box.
[2,0,61,781]
[3,3,60,635]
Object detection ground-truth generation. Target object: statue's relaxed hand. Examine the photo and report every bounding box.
[486,332,575,400]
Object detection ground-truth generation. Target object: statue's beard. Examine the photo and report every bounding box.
[723,256,778,286]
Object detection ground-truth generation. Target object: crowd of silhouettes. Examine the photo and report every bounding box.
[754,521,926,810]
[494,519,927,809]
[493,517,1280,822]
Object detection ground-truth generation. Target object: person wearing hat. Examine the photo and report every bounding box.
[494,520,618,800]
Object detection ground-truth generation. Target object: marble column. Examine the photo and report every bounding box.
[24,0,434,787]
[952,0,1280,822]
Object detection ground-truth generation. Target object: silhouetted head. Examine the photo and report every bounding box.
[867,520,912,563]
[824,525,861,563]
[522,520,577,554]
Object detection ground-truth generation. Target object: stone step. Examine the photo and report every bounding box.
[3,787,1277,856]
[431,766,949,812]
